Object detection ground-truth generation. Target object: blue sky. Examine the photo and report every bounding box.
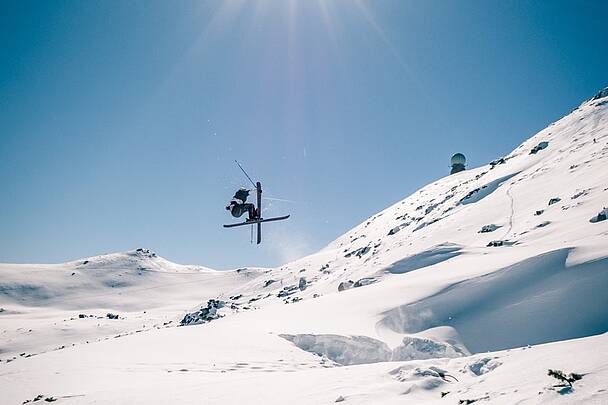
[1,0,606,269]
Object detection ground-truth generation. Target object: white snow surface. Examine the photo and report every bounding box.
[1,89,608,404]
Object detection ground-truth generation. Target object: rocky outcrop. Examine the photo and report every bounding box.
[180,300,225,326]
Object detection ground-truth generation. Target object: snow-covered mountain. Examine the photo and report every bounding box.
[1,88,607,404]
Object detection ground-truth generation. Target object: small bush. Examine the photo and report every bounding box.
[548,369,583,387]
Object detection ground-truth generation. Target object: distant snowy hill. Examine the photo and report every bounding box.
[1,88,607,404]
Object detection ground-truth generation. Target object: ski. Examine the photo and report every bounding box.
[223,215,290,228]
[256,181,262,244]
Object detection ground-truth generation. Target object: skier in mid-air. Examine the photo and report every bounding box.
[226,187,256,220]
[223,177,290,244]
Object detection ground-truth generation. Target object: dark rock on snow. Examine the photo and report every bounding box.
[479,224,499,233]
[339,277,378,292]
[344,246,371,258]
[530,141,549,154]
[263,279,276,288]
[354,277,378,288]
[338,280,355,292]
[548,197,561,206]
[277,285,299,298]
[180,300,225,326]
[590,208,608,223]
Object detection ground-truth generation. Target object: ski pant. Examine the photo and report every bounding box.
[230,203,256,219]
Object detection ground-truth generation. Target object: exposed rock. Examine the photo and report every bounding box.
[595,99,608,107]
[388,226,400,236]
[530,141,549,154]
[425,203,439,215]
[591,87,608,101]
[459,396,489,404]
[338,280,354,292]
[22,394,45,404]
[413,218,442,232]
[180,300,225,326]
[460,187,483,203]
[590,207,608,223]
[344,246,371,258]
[277,285,299,298]
[354,277,377,288]
[298,277,307,291]
[489,157,506,169]
[479,224,499,233]
[23,394,57,403]
[135,248,157,258]
[548,197,561,205]
[263,279,276,288]
[571,189,589,199]
[106,313,119,320]
[475,171,488,180]
[284,296,302,304]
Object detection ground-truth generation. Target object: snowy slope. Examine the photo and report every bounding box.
[0,248,258,361]
[1,88,607,404]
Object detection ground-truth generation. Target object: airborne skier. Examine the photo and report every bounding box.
[223,162,290,244]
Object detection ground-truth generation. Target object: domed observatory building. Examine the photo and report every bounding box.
[450,153,466,174]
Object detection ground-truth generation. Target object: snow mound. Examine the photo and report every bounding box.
[384,243,461,274]
[379,249,608,352]
[392,336,467,361]
[280,333,466,365]
[458,172,519,205]
[279,334,392,365]
[465,356,502,376]
[389,364,458,392]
